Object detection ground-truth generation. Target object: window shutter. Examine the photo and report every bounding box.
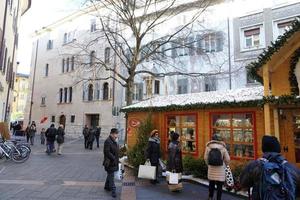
[244,28,260,36]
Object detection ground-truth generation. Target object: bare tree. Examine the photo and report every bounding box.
[68,0,228,106]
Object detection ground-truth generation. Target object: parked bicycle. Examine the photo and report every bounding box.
[0,138,31,163]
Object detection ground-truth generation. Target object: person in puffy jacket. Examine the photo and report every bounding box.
[167,132,183,173]
[204,134,230,200]
[240,136,300,200]
[146,129,161,184]
[45,124,57,155]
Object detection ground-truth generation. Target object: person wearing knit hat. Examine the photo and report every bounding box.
[240,136,300,199]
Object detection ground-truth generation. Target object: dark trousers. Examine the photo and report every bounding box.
[95,135,100,148]
[208,180,223,200]
[87,140,94,150]
[150,163,159,183]
[46,141,55,154]
[30,136,35,145]
[105,172,116,193]
[26,134,30,143]
[84,136,88,149]
[41,138,45,145]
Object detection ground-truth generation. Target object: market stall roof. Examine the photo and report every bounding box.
[247,19,300,83]
[122,86,264,112]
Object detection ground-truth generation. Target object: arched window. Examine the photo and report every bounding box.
[88,84,93,101]
[104,47,110,64]
[103,82,109,100]
[90,51,96,67]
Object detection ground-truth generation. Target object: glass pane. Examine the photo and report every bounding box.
[213,128,231,142]
[212,114,230,127]
[182,115,196,126]
[245,113,253,127]
[181,127,196,153]
[233,129,243,142]
[244,129,254,143]
[233,144,254,158]
[245,37,252,47]
[168,116,180,127]
[232,114,244,127]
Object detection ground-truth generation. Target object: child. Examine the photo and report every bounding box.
[40,128,46,145]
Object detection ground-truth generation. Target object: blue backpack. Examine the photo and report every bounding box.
[259,157,296,200]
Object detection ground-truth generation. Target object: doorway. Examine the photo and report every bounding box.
[85,114,99,128]
[59,115,66,129]
[279,109,300,167]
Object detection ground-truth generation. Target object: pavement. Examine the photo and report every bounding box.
[0,137,244,200]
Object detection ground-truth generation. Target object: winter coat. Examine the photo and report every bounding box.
[103,135,119,173]
[204,140,230,182]
[146,137,161,165]
[167,141,183,173]
[240,152,300,200]
[29,125,36,137]
[45,127,57,142]
[56,127,65,144]
[95,128,101,137]
[82,127,89,137]
[88,129,95,142]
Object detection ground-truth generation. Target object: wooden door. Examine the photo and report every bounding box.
[279,109,300,167]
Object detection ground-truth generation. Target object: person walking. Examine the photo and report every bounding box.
[146,129,161,184]
[82,125,89,149]
[45,124,57,155]
[25,122,30,143]
[103,128,119,198]
[95,126,101,148]
[40,128,46,145]
[167,132,183,191]
[56,124,65,155]
[87,127,95,150]
[29,121,37,145]
[240,135,300,199]
[204,134,230,200]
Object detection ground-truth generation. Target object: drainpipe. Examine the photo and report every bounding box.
[28,39,39,123]
[227,17,232,90]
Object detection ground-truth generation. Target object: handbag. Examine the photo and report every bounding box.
[138,160,156,180]
[224,165,234,187]
[168,172,179,184]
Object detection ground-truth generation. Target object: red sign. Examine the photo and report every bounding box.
[127,127,132,136]
[129,118,141,128]
[40,117,48,124]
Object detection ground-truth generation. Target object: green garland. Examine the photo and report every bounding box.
[247,19,300,83]
[289,48,300,95]
[121,95,300,113]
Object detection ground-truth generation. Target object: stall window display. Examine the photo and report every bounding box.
[211,113,255,159]
[167,114,197,154]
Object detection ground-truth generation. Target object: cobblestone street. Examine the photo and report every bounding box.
[0,138,243,200]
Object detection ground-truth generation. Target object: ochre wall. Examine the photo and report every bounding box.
[270,59,291,96]
[126,107,265,162]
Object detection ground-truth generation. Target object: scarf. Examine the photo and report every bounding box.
[149,137,160,144]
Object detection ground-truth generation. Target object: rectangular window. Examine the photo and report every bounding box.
[41,97,46,106]
[45,64,49,77]
[71,115,75,123]
[177,79,188,94]
[71,56,75,70]
[64,88,68,103]
[167,114,197,154]
[51,116,55,123]
[69,87,72,103]
[47,40,53,50]
[66,58,69,72]
[59,88,63,103]
[171,42,177,58]
[211,112,255,159]
[154,80,160,95]
[90,19,97,32]
[204,76,216,92]
[62,59,65,73]
[243,27,261,49]
[105,47,110,64]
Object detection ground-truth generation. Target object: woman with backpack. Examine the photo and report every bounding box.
[204,134,230,200]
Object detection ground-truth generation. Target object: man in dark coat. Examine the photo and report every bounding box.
[103,128,119,198]
[95,126,101,148]
[56,124,65,155]
[82,125,89,149]
[45,124,57,155]
[87,128,95,150]
[240,136,300,199]
[146,129,161,184]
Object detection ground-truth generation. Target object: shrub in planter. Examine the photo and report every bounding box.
[231,162,248,192]
[127,115,155,169]
[183,155,208,179]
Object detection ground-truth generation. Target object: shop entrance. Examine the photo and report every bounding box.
[279,109,300,167]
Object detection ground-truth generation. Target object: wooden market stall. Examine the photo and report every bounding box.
[122,87,266,162]
[248,19,300,167]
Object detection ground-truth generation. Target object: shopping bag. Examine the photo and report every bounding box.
[138,161,156,180]
[224,165,234,187]
[114,163,124,180]
[169,172,179,184]
[159,159,166,171]
[168,182,183,192]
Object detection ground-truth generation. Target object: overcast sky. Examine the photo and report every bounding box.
[16,0,300,74]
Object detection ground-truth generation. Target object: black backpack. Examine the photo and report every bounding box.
[208,148,223,166]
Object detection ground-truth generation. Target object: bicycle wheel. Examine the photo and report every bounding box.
[11,146,30,163]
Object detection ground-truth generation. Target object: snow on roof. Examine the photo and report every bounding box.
[122,86,264,112]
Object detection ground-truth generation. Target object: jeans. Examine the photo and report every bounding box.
[30,136,35,145]
[47,141,55,153]
[105,172,116,193]
[84,137,88,149]
[57,143,63,154]
[208,180,223,200]
[95,135,100,148]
